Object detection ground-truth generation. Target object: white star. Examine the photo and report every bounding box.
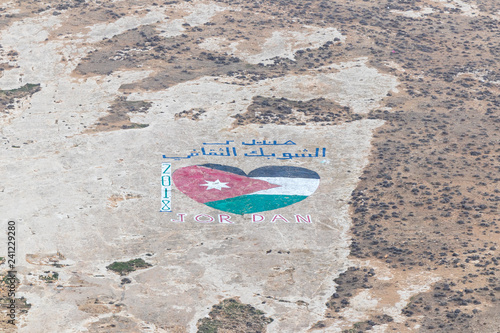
[200,179,230,191]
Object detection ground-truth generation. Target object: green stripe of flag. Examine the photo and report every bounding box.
[205,194,308,215]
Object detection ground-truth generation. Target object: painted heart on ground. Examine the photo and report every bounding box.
[172,164,320,215]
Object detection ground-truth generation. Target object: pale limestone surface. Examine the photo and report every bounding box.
[0,1,448,332]
[199,26,345,65]
[433,0,478,16]
[390,7,434,18]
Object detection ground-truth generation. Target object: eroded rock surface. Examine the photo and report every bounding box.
[0,0,498,332]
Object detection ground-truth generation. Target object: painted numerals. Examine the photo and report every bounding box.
[161,163,172,212]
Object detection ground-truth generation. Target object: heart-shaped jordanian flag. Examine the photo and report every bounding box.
[172,164,320,214]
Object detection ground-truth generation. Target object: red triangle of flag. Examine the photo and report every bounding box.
[173,166,279,203]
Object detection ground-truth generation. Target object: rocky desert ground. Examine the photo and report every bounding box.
[0,0,499,332]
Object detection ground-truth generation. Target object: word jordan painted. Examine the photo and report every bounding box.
[172,164,320,214]
[169,213,313,223]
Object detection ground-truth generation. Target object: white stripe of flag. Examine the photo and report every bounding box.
[249,177,320,196]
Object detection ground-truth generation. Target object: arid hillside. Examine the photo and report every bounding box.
[0,0,498,332]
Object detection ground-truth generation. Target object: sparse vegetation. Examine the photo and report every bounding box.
[87,96,151,132]
[197,298,273,333]
[232,96,361,127]
[39,272,59,282]
[0,83,41,115]
[0,83,40,95]
[175,108,206,121]
[106,258,152,276]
